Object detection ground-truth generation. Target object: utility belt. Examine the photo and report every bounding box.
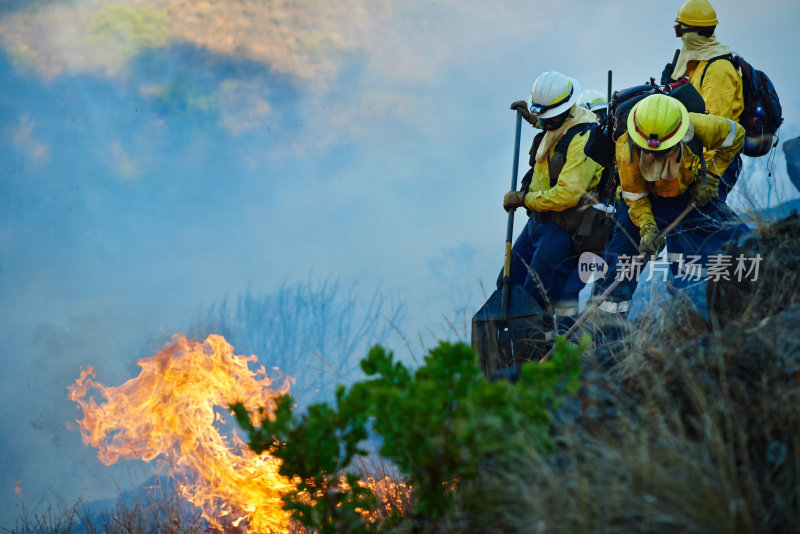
[535,195,616,255]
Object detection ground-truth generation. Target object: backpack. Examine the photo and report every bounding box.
[700,53,784,157]
[610,77,706,142]
[583,78,707,173]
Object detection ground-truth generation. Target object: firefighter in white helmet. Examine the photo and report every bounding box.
[661,0,744,201]
[579,89,608,123]
[501,71,606,343]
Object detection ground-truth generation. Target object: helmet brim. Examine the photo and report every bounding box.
[675,16,718,27]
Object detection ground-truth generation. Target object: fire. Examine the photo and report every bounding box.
[68,333,296,532]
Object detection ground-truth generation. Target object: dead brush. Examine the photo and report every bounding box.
[439,213,800,533]
[441,309,800,533]
[3,476,206,534]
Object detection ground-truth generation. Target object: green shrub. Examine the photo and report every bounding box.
[233,337,585,532]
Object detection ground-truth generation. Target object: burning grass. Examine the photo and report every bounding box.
[3,469,410,534]
[67,334,295,532]
[51,333,412,533]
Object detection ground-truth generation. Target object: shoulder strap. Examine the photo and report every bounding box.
[686,136,709,180]
[548,123,595,187]
[528,131,545,169]
[554,123,595,156]
[700,54,736,87]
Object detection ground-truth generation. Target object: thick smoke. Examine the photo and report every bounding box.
[1,0,798,527]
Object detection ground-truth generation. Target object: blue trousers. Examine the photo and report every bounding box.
[717,153,743,202]
[497,217,583,310]
[594,192,750,308]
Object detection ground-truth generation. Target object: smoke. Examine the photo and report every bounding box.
[1,0,799,527]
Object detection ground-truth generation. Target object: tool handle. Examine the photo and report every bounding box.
[501,112,523,320]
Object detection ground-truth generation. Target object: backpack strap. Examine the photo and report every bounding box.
[547,123,595,187]
[686,136,709,182]
[699,54,736,88]
[526,131,545,173]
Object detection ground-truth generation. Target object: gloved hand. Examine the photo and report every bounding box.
[503,191,526,212]
[639,223,665,257]
[660,62,675,85]
[510,100,535,126]
[510,100,528,113]
[691,173,720,207]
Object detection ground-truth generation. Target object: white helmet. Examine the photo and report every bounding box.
[579,89,607,113]
[530,71,582,119]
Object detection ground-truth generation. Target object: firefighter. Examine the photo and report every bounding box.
[592,94,750,334]
[661,0,744,200]
[579,89,608,123]
[501,71,604,342]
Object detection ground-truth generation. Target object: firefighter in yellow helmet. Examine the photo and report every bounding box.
[661,0,744,201]
[591,94,750,327]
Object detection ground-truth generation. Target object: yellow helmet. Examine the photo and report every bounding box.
[676,0,718,27]
[627,94,690,151]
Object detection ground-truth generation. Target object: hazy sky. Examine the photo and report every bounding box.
[1,0,799,526]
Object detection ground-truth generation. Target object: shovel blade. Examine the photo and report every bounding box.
[472,284,549,376]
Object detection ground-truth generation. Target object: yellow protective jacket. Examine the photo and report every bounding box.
[619,112,744,229]
[522,127,603,213]
[683,57,744,122]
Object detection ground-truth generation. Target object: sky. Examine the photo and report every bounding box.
[2,0,800,527]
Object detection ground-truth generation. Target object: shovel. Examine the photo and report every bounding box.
[472,111,547,376]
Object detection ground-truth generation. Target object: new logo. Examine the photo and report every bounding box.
[578,252,608,283]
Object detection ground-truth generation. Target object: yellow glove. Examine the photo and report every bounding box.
[503,191,526,212]
[691,173,720,207]
[639,223,665,257]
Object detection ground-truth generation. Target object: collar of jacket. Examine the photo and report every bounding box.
[535,104,597,164]
[672,33,731,79]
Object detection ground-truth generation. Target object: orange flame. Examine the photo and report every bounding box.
[68,333,296,532]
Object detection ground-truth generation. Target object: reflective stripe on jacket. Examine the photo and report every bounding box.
[618,113,744,229]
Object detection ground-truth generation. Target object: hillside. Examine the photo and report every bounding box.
[436,212,800,533]
[24,213,795,534]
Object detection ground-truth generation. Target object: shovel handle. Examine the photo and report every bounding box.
[501,112,524,320]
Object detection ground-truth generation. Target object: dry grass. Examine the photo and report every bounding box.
[437,214,800,534]
[439,305,800,533]
[3,477,207,534]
